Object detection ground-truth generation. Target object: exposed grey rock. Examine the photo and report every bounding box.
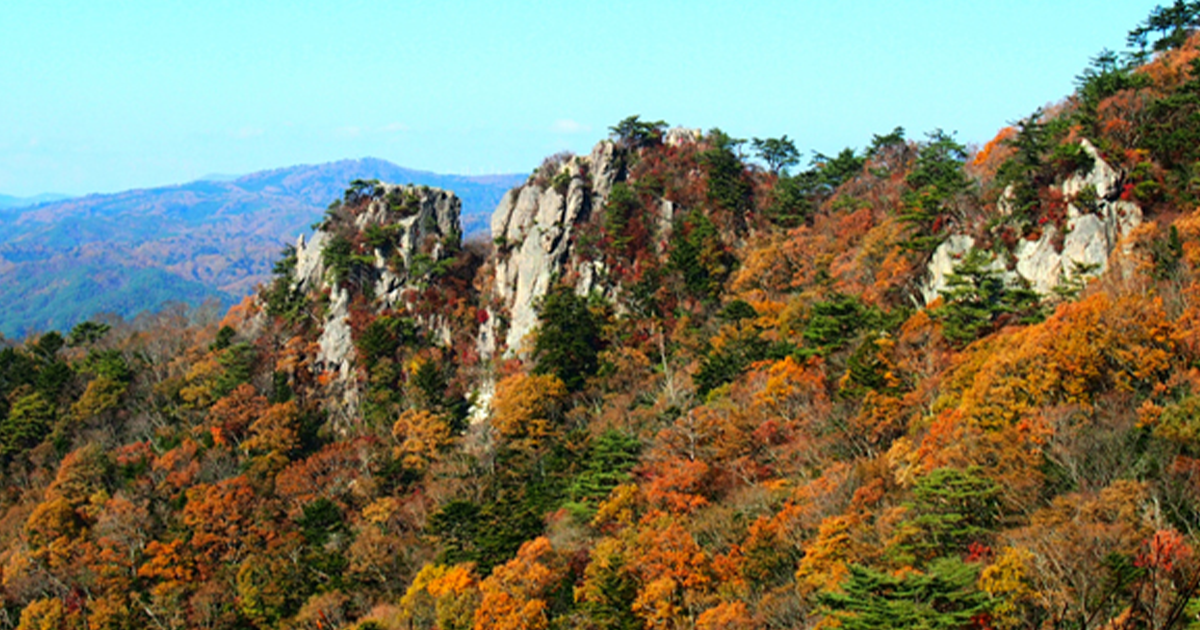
[293,230,326,292]
[1061,139,1119,199]
[285,184,463,418]
[489,139,622,357]
[665,127,702,147]
[921,140,1141,305]
[921,234,978,304]
[1015,228,1062,295]
[588,141,620,201]
[318,284,354,380]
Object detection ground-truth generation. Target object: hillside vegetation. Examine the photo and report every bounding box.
[8,7,1200,629]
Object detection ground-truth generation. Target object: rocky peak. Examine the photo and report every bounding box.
[287,183,462,415]
[485,140,619,357]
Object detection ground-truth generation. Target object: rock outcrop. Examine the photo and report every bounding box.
[921,140,1141,304]
[485,130,701,358]
[487,142,621,356]
[291,184,462,383]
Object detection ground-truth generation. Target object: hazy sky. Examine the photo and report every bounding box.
[1,1,1159,196]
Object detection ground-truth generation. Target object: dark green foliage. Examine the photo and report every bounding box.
[695,330,792,397]
[1142,57,1200,170]
[0,390,54,463]
[34,359,72,402]
[533,285,601,392]
[765,171,817,227]
[565,430,641,520]
[751,135,801,174]
[297,498,346,546]
[428,500,482,566]
[344,178,381,205]
[270,371,293,404]
[899,130,971,252]
[1128,0,1200,56]
[215,342,256,398]
[891,467,1001,565]
[996,110,1054,223]
[812,148,866,194]
[669,210,735,301]
[841,333,899,398]
[211,325,236,351]
[429,492,548,575]
[265,277,306,323]
[719,299,758,323]
[410,359,469,430]
[820,557,990,630]
[603,183,642,256]
[355,315,418,370]
[695,334,770,397]
[265,245,307,323]
[363,223,404,249]
[80,349,132,383]
[1153,225,1185,280]
[933,249,1043,348]
[321,234,356,283]
[0,348,37,416]
[384,188,420,217]
[66,321,110,347]
[803,294,878,355]
[701,129,753,215]
[609,115,667,149]
[868,126,907,155]
[273,244,297,277]
[1075,49,1150,112]
[32,332,64,361]
[1049,141,1095,177]
[763,146,867,227]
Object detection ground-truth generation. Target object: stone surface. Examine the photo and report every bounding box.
[289,183,462,382]
[489,139,621,356]
[665,127,702,147]
[921,234,978,304]
[921,140,1142,305]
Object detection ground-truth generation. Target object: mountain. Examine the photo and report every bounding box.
[8,8,1200,628]
[0,158,524,339]
[0,192,72,208]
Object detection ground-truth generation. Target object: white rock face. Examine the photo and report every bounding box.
[319,285,354,380]
[291,184,462,379]
[489,140,626,356]
[921,140,1141,304]
[665,127,702,147]
[1014,228,1062,295]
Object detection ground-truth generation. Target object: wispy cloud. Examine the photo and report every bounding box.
[551,119,590,134]
[380,122,408,133]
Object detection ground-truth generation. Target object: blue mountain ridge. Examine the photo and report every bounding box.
[0,158,525,339]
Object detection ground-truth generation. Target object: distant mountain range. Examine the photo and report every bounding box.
[0,158,525,338]
[0,192,72,208]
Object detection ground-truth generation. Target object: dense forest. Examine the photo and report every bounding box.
[10,6,1200,629]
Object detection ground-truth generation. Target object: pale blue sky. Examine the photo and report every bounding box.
[0,1,1158,196]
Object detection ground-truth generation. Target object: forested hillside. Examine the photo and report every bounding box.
[0,159,522,339]
[8,7,1200,629]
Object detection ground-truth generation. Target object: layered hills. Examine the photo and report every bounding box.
[7,8,1200,630]
[0,159,523,339]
